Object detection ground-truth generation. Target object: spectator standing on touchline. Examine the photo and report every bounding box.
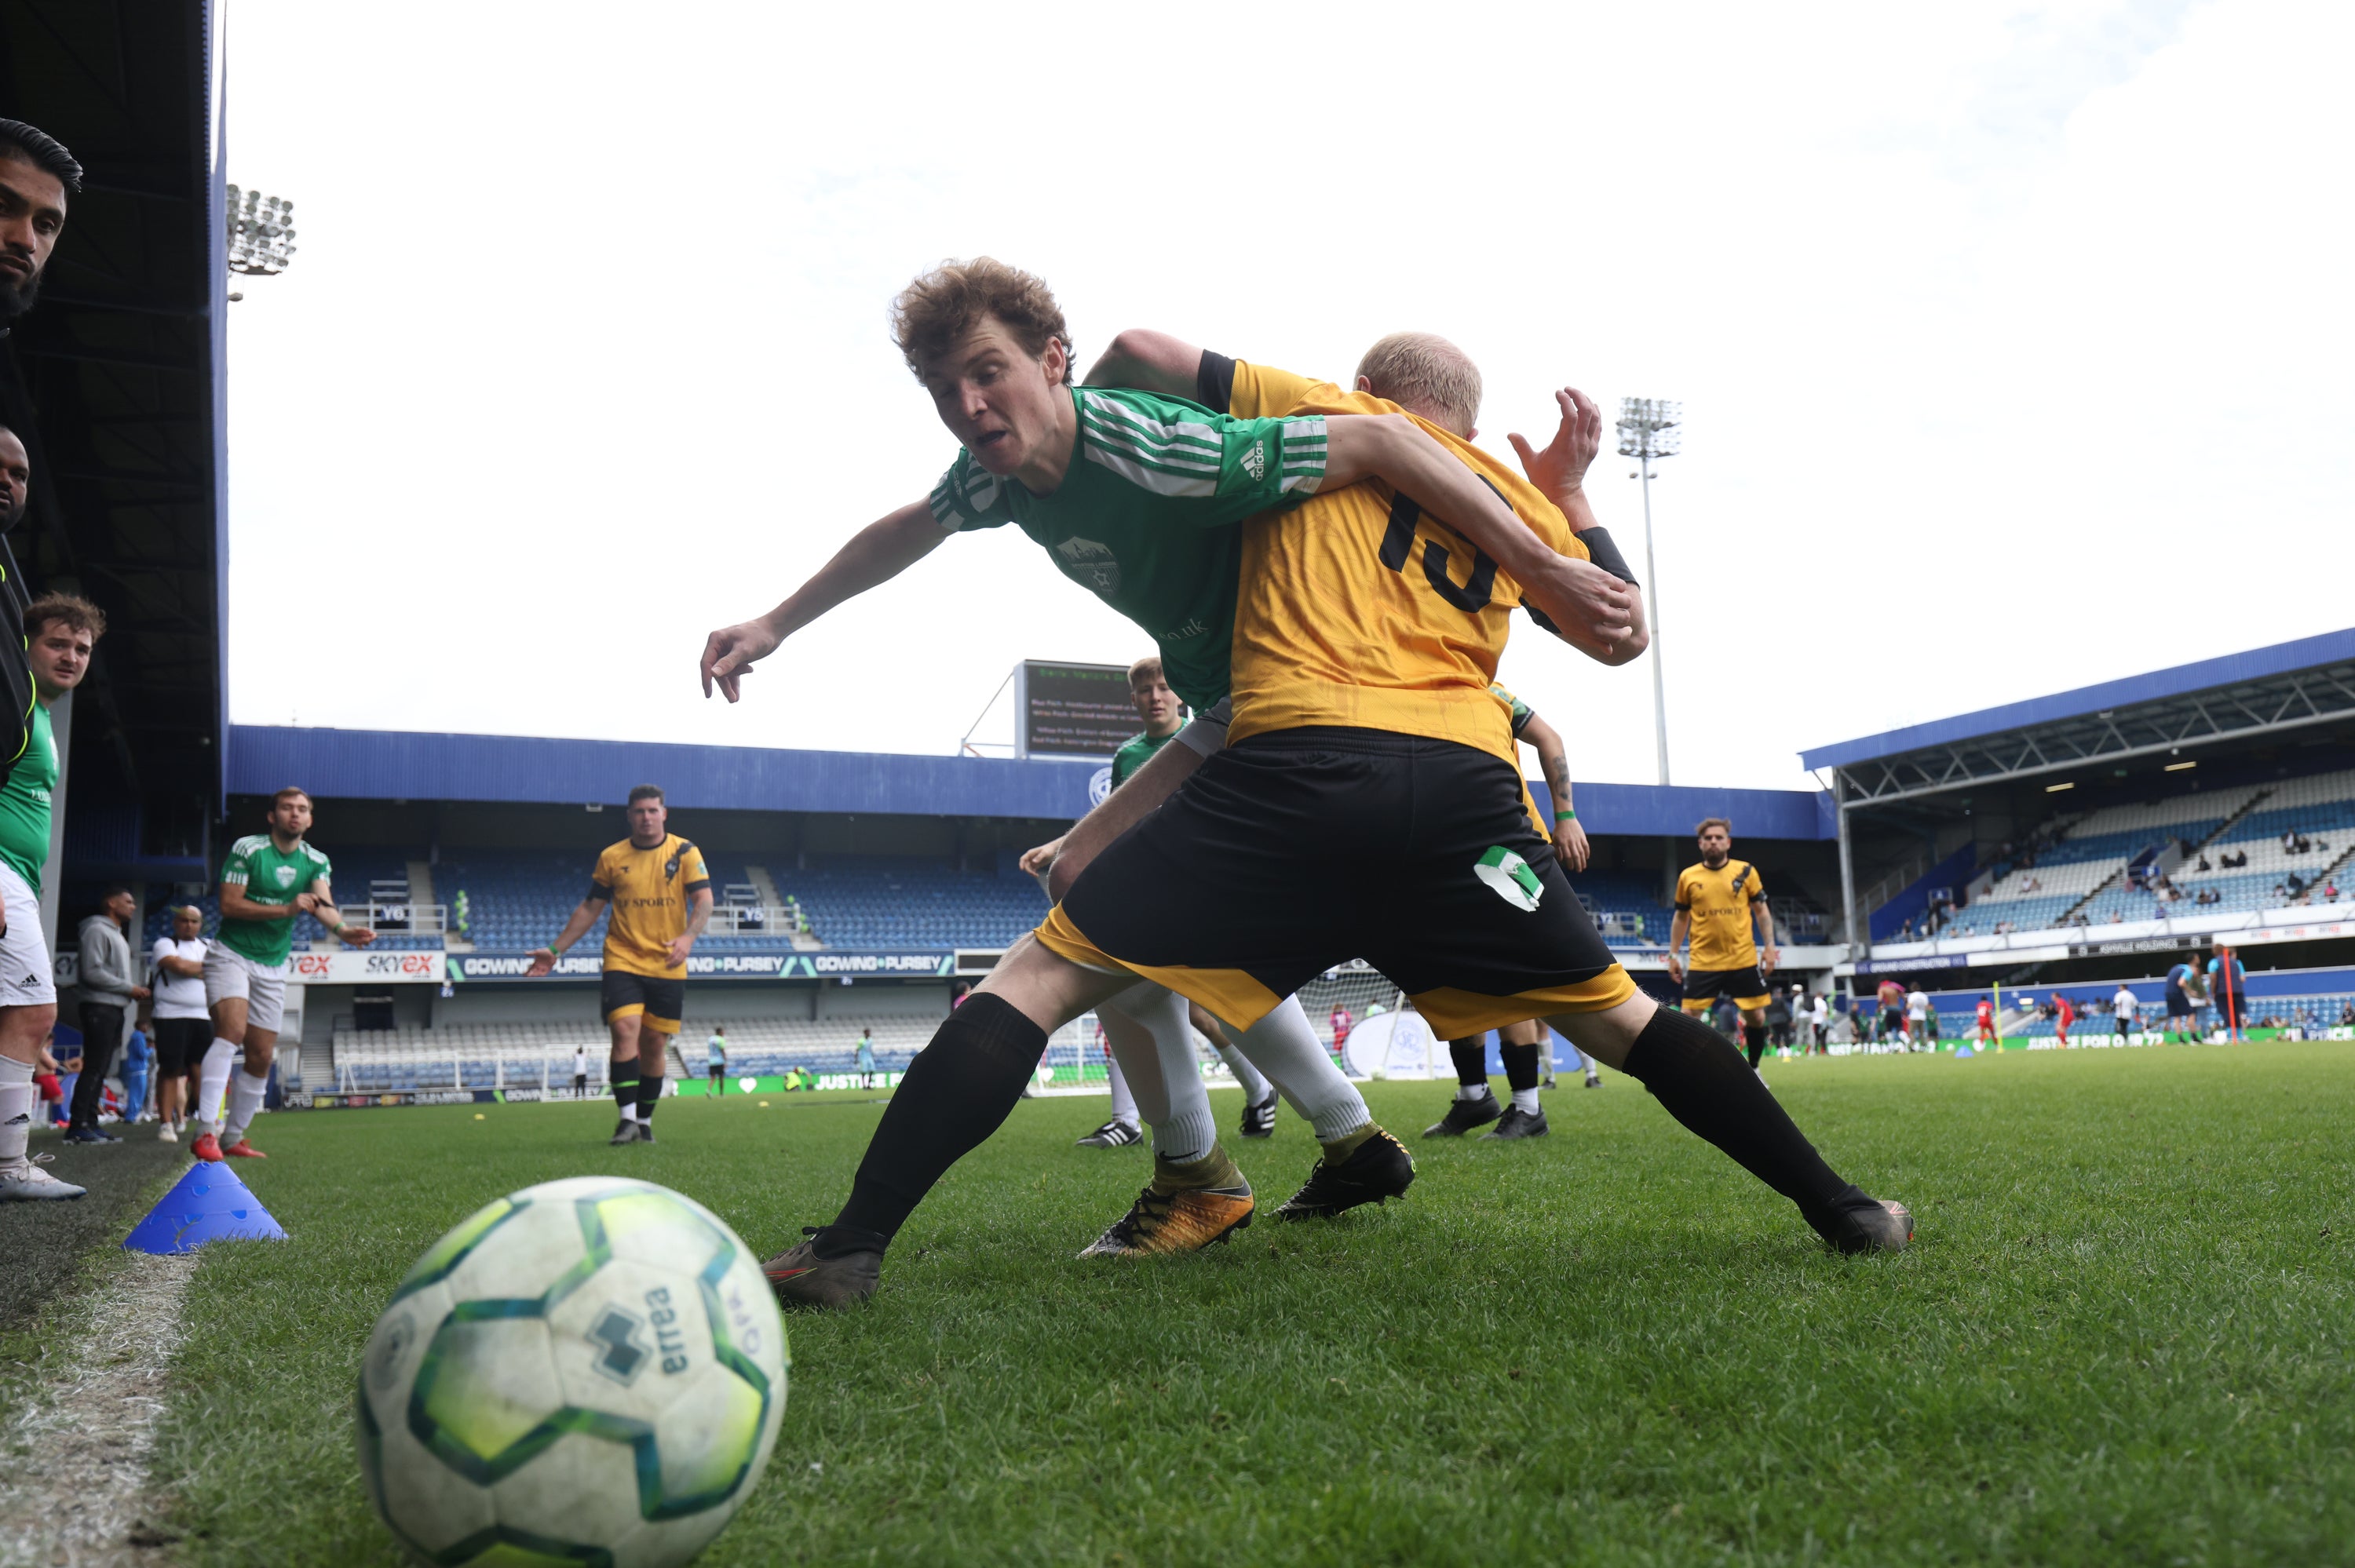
[571,1044,590,1099]
[68,886,148,1143]
[2112,983,2136,1041]
[149,905,209,1141]
[706,1024,728,1094]
[856,1026,878,1085]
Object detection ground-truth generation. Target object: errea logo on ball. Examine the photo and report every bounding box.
[1088,767,1114,808]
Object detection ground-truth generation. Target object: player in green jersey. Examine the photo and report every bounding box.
[189,787,374,1162]
[1023,657,1282,1151]
[0,589,104,1201]
[707,261,1639,1296]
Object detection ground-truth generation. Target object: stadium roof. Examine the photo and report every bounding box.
[1801,629,2355,805]
[0,4,225,850]
[228,726,1838,840]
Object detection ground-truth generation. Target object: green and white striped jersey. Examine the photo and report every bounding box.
[929,386,1327,712]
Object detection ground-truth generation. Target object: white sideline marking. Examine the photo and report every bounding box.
[0,1251,198,1566]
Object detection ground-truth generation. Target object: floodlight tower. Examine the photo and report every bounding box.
[225,184,298,278]
[1616,396,1679,786]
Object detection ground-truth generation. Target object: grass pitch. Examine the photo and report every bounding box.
[145,1044,2353,1566]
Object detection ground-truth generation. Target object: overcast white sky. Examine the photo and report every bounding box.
[221,0,2353,793]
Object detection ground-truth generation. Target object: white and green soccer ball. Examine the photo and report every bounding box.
[356,1176,787,1567]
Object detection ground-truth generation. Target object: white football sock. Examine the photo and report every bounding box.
[1456,1081,1491,1101]
[1103,1051,1139,1129]
[1100,983,1214,1163]
[221,1068,269,1145]
[1215,1041,1272,1103]
[0,1056,33,1166]
[1227,994,1370,1143]
[194,1039,236,1136]
[1512,1088,1542,1114]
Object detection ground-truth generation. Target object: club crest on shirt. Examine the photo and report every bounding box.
[273,865,297,887]
[1053,536,1120,596]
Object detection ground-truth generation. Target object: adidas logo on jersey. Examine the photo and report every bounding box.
[1241,442,1267,480]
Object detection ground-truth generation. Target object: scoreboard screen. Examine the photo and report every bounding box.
[1020,661,1147,757]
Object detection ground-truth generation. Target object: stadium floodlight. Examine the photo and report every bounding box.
[225,184,298,275]
[1616,397,1680,786]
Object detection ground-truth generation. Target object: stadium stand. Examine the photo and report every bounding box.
[1940,786,2268,935]
[437,852,611,953]
[769,855,1047,950]
[1563,870,1674,946]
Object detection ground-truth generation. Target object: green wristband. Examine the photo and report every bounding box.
[1554,808,1576,820]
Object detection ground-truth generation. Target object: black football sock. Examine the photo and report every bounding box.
[1742,1023,1767,1068]
[1449,1039,1489,1091]
[1619,1005,1873,1241]
[636,1069,664,1125]
[828,994,1047,1250]
[612,1066,640,1121]
[1501,1042,1543,1093]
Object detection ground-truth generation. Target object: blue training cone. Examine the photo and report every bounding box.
[123,1161,288,1254]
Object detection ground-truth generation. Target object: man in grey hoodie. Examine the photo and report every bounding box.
[67,886,147,1142]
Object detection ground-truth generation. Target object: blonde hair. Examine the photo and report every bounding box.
[1696,817,1732,837]
[1355,332,1482,437]
[891,257,1072,382]
[1127,655,1165,690]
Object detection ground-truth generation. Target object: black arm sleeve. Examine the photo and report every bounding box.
[1196,351,1237,414]
[1576,525,1638,585]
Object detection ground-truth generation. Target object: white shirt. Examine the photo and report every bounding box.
[1810,997,1827,1025]
[572,1046,588,1074]
[1906,990,1930,1019]
[150,936,209,1019]
[2114,988,2136,1019]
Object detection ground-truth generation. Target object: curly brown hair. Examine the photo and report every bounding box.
[890,257,1072,383]
[24,593,104,643]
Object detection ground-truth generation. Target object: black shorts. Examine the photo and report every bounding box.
[600,968,685,1032]
[1681,966,1771,1008]
[152,1016,210,1075]
[2166,996,2193,1018]
[1039,728,1635,1037]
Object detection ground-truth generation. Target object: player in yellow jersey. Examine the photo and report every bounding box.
[1425,682,1600,1141]
[759,290,1908,1309]
[529,786,713,1145]
[1669,818,1780,1076]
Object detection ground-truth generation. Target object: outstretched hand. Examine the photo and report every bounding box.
[700,617,783,702]
[1507,388,1604,512]
[1017,837,1064,878]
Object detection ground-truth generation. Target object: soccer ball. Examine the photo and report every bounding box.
[356,1176,787,1567]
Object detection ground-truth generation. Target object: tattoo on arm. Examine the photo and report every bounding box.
[1542,749,1572,811]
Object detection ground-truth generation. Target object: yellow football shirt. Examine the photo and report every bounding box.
[590,833,711,979]
[1676,859,1766,972]
[1223,362,1590,767]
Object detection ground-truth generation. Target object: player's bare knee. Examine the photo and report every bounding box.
[977,939,1130,1032]
[1547,994,1654,1070]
